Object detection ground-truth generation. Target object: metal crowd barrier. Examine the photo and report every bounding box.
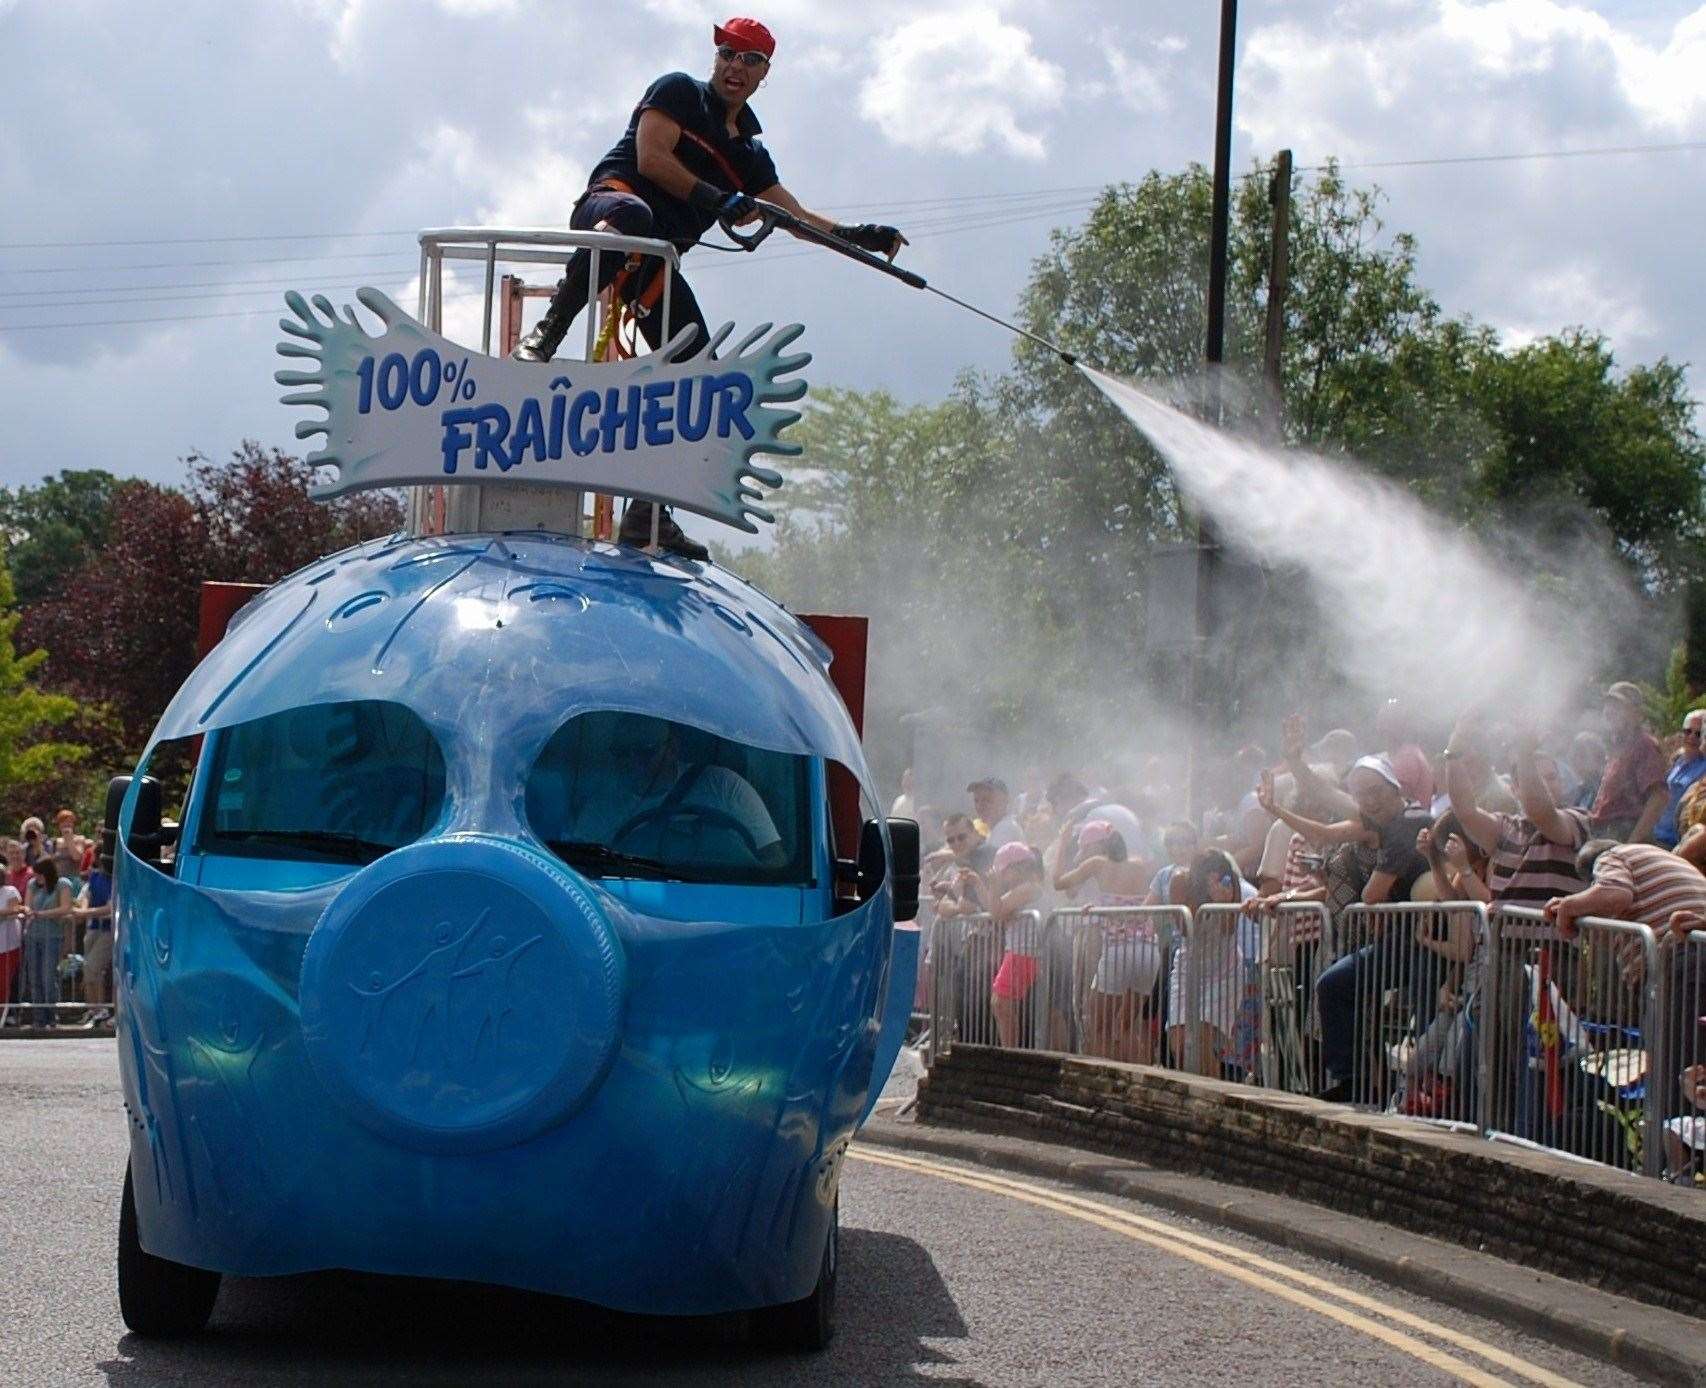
[1053,906,1184,1066]
[1,1001,112,1031]
[1263,901,1336,1093]
[1332,902,1488,1129]
[926,911,1046,1061]
[918,897,1702,1189]
[1174,903,1265,1078]
[1654,928,1706,1186]
[1480,905,1657,1174]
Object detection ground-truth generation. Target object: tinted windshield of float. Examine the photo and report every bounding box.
[183,700,812,886]
[526,711,811,886]
[196,700,448,865]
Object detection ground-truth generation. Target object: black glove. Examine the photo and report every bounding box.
[688,180,727,213]
[718,191,758,221]
[832,222,904,256]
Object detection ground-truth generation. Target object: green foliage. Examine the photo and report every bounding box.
[1470,333,1706,588]
[0,469,120,607]
[1640,644,1706,734]
[0,544,89,820]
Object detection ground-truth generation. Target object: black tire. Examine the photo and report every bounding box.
[752,1198,837,1353]
[118,1162,221,1336]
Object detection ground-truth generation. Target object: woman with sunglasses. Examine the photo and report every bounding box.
[1653,709,1706,850]
[512,16,908,558]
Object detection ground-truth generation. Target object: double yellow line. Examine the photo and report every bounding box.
[850,1147,1583,1388]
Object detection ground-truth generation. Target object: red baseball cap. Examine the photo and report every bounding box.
[714,16,775,57]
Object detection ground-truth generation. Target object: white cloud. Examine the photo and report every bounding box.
[858,7,1064,160]
[1494,262,1658,347]
[1101,42,1172,115]
[1237,1,1706,372]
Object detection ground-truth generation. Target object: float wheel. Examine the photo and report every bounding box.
[117,1162,221,1336]
[752,1197,837,1352]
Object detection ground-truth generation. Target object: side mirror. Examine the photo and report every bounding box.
[102,776,129,866]
[887,818,920,922]
[118,775,163,866]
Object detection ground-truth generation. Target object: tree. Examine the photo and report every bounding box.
[190,442,402,583]
[21,444,404,753]
[0,469,120,607]
[1469,331,1706,591]
[0,545,89,826]
[23,480,207,750]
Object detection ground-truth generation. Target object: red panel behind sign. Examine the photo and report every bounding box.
[799,613,868,863]
[198,582,267,659]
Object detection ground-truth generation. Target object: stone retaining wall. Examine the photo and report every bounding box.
[918,1046,1706,1319]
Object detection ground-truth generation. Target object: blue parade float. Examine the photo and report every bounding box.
[110,227,920,1350]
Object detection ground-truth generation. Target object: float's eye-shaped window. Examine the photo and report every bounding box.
[196,700,446,866]
[526,711,811,885]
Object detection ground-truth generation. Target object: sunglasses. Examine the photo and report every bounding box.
[1685,727,1702,738]
[715,44,769,67]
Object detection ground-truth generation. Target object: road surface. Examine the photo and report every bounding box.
[1,1039,1648,1386]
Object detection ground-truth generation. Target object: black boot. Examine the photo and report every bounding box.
[619,500,709,561]
[512,274,580,362]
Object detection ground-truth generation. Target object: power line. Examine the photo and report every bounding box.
[0,228,420,252]
[0,288,483,334]
[1308,138,1706,173]
[0,200,1100,317]
[6,137,1702,258]
[0,186,1105,256]
[0,198,1089,300]
[0,278,419,312]
[0,250,424,278]
[0,261,425,304]
[0,197,1104,331]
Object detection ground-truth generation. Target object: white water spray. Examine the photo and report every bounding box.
[1080,365,1619,721]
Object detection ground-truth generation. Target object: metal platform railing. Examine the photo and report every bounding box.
[409,228,683,539]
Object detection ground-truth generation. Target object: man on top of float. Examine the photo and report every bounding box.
[511,15,908,560]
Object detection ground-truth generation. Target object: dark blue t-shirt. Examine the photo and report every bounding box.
[85,868,113,914]
[587,71,780,248]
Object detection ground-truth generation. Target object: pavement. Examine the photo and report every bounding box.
[3,1038,1698,1386]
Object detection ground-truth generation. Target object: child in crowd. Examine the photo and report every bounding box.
[1056,820,1160,1063]
[1168,849,1260,1078]
[964,841,1045,1049]
[0,853,22,1027]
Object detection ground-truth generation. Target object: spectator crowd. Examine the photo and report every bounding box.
[0,807,113,1028]
[906,682,1706,1187]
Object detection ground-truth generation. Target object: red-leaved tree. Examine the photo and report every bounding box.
[21,444,402,756]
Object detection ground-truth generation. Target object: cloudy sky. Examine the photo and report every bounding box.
[1,0,1702,495]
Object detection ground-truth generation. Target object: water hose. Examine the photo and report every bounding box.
[717,201,1080,367]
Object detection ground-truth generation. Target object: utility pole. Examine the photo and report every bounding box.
[1263,148,1293,401]
[1186,0,1238,825]
[1203,0,1238,376]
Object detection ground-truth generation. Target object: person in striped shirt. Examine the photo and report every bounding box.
[1445,722,1590,908]
[1543,840,1706,938]
[1550,841,1706,1181]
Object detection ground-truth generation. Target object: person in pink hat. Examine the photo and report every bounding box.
[511,16,910,559]
[967,841,1046,1048]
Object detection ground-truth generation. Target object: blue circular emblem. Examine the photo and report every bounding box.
[300,834,624,1153]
